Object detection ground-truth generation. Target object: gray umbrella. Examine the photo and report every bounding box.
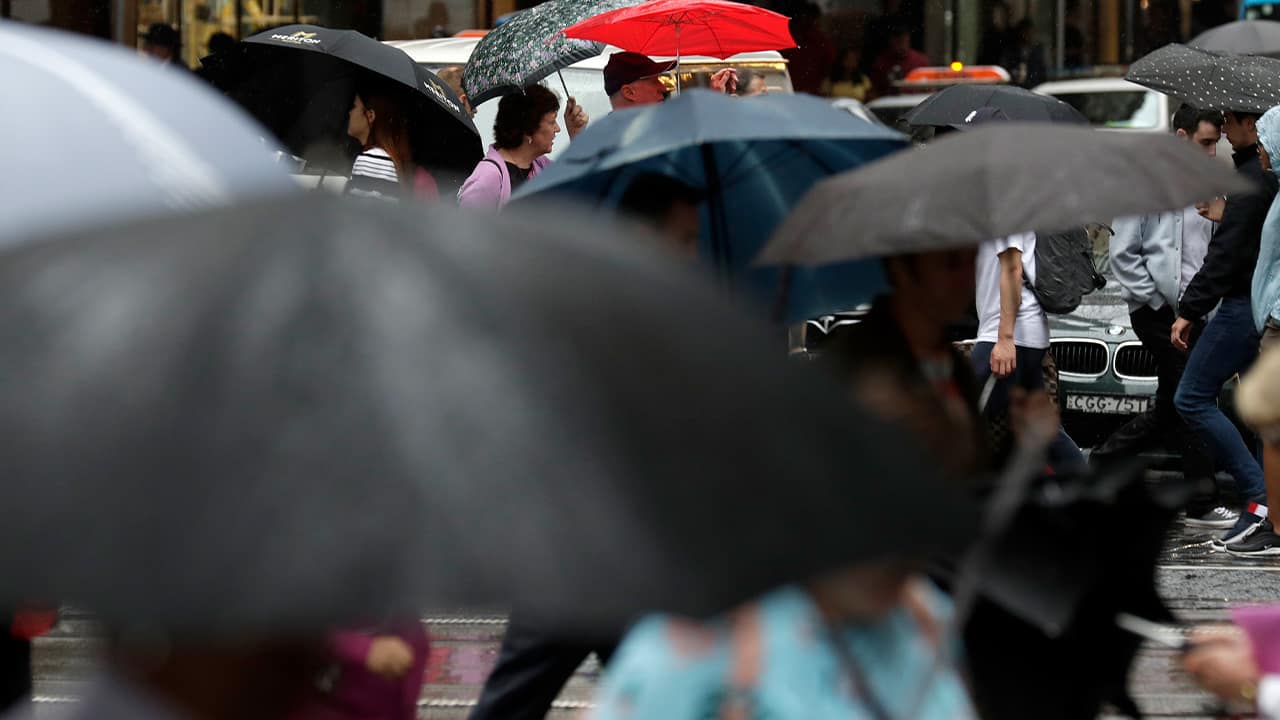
[0,19,296,247]
[759,123,1251,266]
[0,194,975,637]
[1125,42,1280,114]
[1190,19,1280,59]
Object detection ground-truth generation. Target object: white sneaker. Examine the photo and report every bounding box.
[1186,506,1241,530]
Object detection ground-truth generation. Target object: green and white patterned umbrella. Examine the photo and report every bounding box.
[463,0,643,106]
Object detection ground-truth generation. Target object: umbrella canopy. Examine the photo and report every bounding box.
[514,89,909,320]
[562,0,795,59]
[1190,19,1280,58]
[0,19,296,246]
[203,25,481,175]
[1125,42,1280,114]
[904,84,1088,127]
[0,193,976,637]
[463,0,644,106]
[760,123,1252,267]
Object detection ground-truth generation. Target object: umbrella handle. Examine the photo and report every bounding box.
[557,69,570,99]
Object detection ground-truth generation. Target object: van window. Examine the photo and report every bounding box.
[1050,90,1161,129]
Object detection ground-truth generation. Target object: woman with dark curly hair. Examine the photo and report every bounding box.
[458,84,585,209]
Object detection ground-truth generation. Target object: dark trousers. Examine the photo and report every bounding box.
[971,342,1088,475]
[468,615,616,720]
[0,631,31,714]
[1123,306,1218,506]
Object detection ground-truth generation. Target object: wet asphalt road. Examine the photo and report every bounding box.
[26,506,1280,719]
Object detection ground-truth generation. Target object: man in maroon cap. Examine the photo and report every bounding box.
[604,51,739,111]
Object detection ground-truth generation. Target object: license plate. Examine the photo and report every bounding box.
[1065,394,1150,415]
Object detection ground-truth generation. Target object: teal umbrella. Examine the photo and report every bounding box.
[462,0,643,106]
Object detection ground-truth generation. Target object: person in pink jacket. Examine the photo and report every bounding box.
[292,622,430,720]
[457,84,587,209]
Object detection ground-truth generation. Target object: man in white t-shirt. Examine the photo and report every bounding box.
[971,232,1087,472]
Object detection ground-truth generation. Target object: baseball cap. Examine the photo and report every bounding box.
[603,52,677,96]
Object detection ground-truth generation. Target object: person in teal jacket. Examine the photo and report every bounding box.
[1253,104,1280,350]
[588,567,976,720]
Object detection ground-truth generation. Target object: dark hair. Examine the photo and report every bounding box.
[1227,110,1263,123]
[830,47,867,84]
[1171,104,1224,135]
[617,173,703,223]
[359,91,415,183]
[493,85,561,150]
[207,31,235,55]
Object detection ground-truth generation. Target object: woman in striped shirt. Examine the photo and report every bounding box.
[345,91,438,202]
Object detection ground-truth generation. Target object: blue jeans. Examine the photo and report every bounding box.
[1174,296,1265,503]
[971,342,1089,475]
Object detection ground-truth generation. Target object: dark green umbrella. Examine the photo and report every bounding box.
[462,0,643,106]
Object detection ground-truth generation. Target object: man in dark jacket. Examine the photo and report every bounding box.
[1172,109,1279,550]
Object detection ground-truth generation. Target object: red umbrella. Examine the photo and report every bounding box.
[562,0,794,60]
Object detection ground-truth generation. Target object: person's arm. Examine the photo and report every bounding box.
[457,160,504,209]
[709,68,739,94]
[991,247,1022,378]
[1180,186,1270,322]
[1109,215,1160,309]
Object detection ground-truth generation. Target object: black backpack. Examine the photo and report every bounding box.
[1028,226,1106,314]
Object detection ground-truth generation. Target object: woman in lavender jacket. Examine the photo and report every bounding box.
[457,84,587,209]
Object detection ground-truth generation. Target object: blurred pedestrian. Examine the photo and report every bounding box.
[292,624,430,720]
[140,23,186,68]
[616,173,704,260]
[589,563,977,719]
[999,19,1048,88]
[823,47,873,102]
[206,31,235,57]
[735,69,768,97]
[823,248,987,481]
[467,173,705,720]
[1254,106,1280,354]
[870,24,929,98]
[435,66,476,118]
[779,1,835,96]
[1172,108,1278,551]
[977,1,1011,66]
[603,52,736,111]
[1097,106,1231,529]
[345,90,436,201]
[457,85,579,209]
[0,611,56,715]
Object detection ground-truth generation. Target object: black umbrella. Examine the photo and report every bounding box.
[1126,42,1280,114]
[0,194,976,637]
[202,25,481,176]
[964,465,1189,719]
[904,84,1088,127]
[759,123,1252,267]
[1190,19,1280,59]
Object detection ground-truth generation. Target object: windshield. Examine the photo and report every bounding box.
[425,63,791,158]
[1050,90,1162,129]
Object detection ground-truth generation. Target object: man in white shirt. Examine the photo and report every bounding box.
[1099,106,1232,529]
[971,232,1087,473]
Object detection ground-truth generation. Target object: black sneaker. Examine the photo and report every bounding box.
[1214,502,1269,549]
[1186,506,1241,529]
[1227,521,1280,556]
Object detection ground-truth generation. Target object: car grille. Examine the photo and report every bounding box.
[1115,344,1158,378]
[1051,340,1108,375]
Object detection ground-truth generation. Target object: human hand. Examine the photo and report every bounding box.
[710,68,738,94]
[1196,197,1226,222]
[365,636,415,679]
[1171,317,1193,353]
[565,97,589,139]
[990,338,1017,378]
[1183,626,1259,706]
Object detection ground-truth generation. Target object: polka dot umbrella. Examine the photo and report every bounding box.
[1125,42,1280,114]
